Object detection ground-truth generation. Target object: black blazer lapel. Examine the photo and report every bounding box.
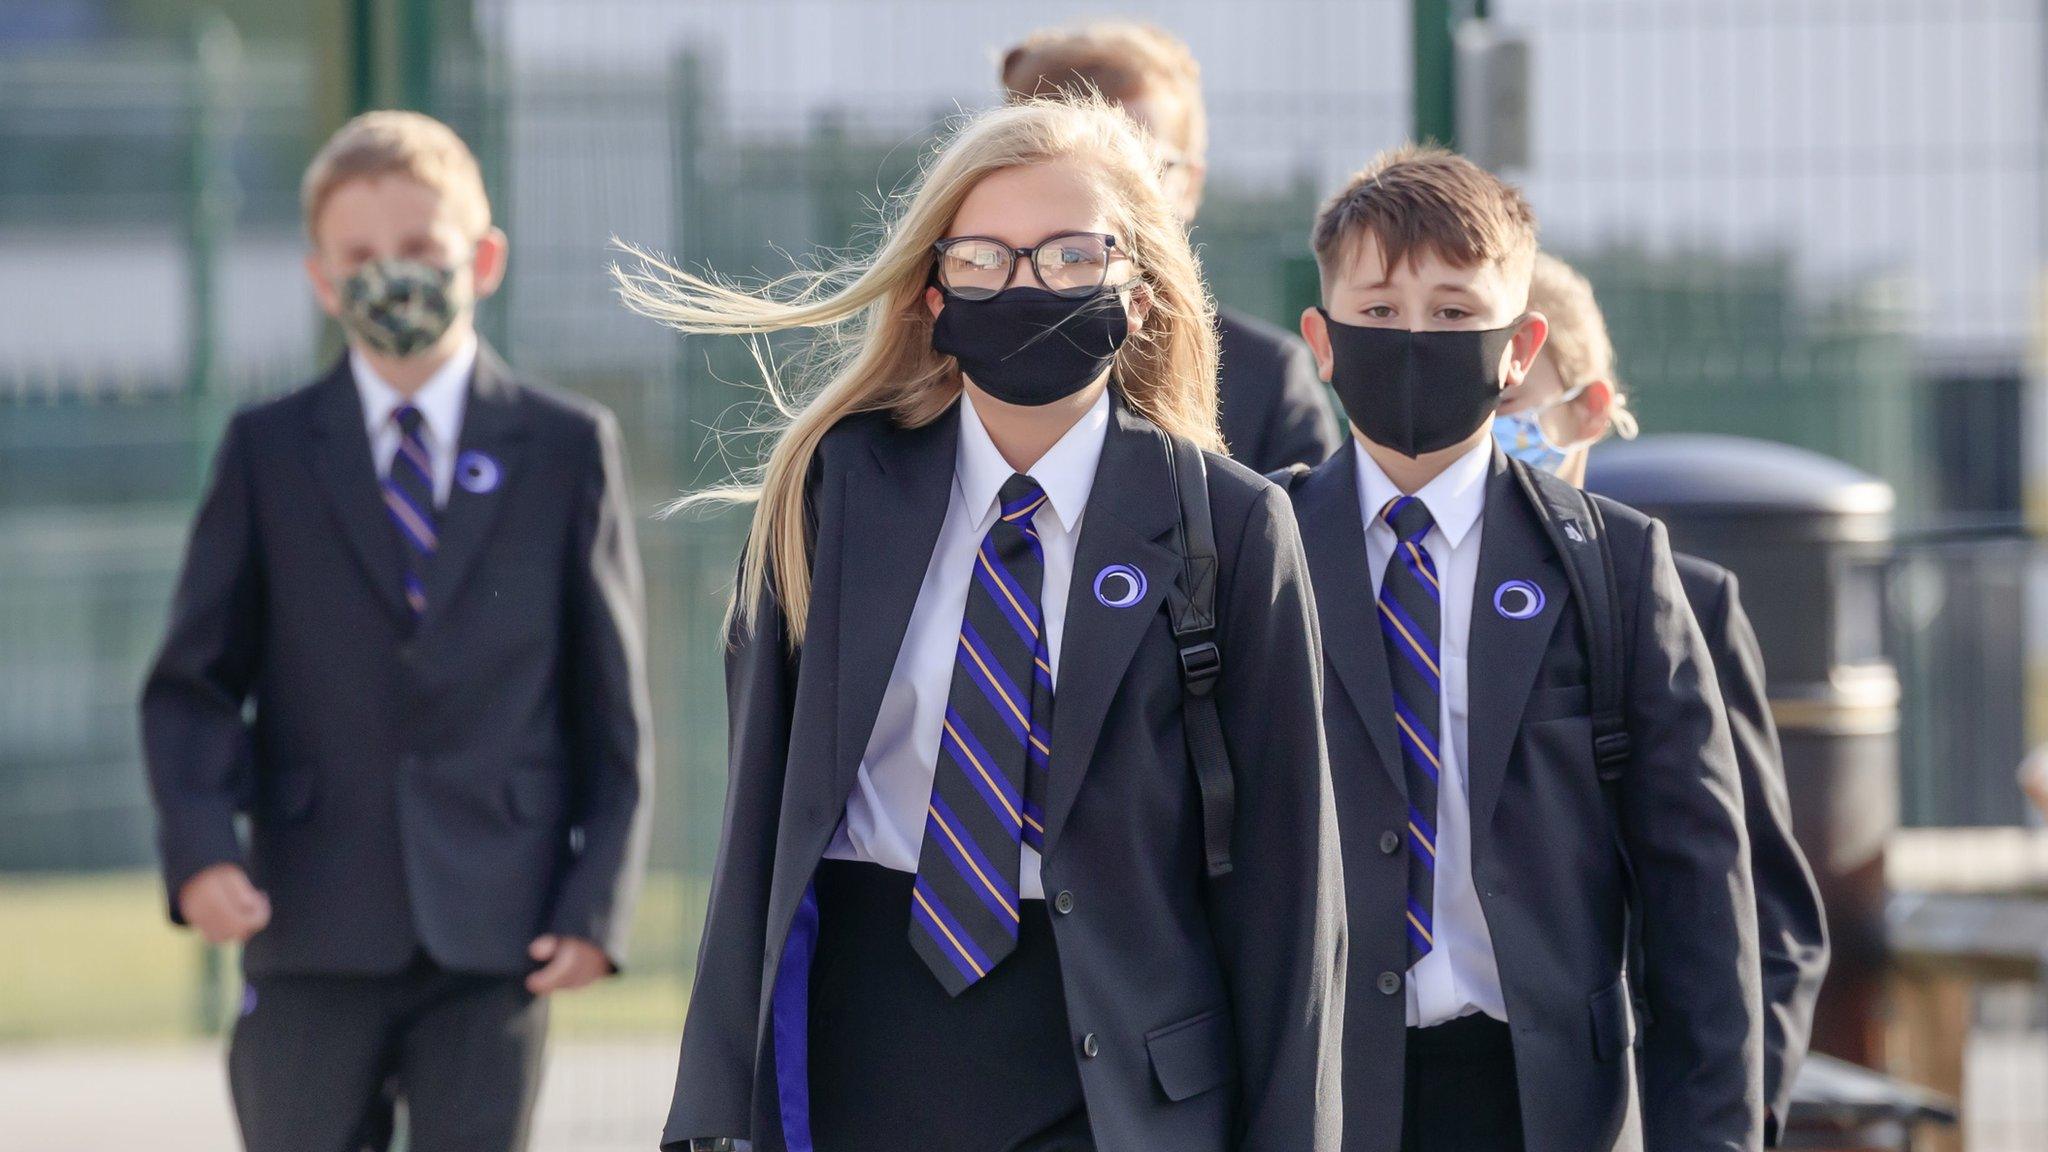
[831,407,959,814]
[1465,447,1570,829]
[421,344,530,623]
[1041,396,1179,858]
[1295,440,1406,798]
[305,356,412,623]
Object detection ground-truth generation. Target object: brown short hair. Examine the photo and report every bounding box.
[1000,21,1208,157]
[301,110,491,243]
[1529,252,1638,438]
[1312,144,1537,293]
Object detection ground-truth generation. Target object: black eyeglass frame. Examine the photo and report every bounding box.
[928,231,1134,301]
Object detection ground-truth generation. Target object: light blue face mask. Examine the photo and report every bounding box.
[1492,411,1569,473]
[1491,383,1592,475]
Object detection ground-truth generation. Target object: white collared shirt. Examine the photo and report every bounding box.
[1352,434,1508,1027]
[825,388,1110,900]
[350,333,478,508]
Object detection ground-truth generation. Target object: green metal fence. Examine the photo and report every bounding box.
[2,1,2046,1142]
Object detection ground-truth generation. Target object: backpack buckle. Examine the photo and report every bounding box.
[1177,639,1222,696]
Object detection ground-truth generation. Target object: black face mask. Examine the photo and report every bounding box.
[1320,308,1520,458]
[931,287,1129,407]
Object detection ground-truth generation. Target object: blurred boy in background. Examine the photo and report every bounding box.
[141,110,652,1152]
[1002,21,1343,472]
[1500,252,1828,1144]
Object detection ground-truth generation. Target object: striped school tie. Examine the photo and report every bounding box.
[1379,495,1442,965]
[382,405,438,618]
[911,473,1056,995]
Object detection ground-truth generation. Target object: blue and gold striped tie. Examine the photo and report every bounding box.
[911,473,1055,995]
[382,405,438,618]
[1379,495,1442,965]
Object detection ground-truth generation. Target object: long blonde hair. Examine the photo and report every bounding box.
[613,95,1220,644]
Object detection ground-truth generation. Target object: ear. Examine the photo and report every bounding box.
[304,251,342,319]
[924,285,945,320]
[1182,159,1209,221]
[1500,310,1550,389]
[1299,306,1334,382]
[472,227,510,299]
[1123,281,1153,333]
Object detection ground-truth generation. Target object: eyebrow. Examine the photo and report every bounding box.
[1346,277,1480,294]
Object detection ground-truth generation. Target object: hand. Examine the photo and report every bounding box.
[177,863,271,945]
[526,934,612,995]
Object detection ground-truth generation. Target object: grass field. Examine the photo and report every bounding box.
[0,869,705,1043]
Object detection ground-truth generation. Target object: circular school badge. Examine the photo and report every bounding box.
[456,450,501,495]
[1493,579,1546,621]
[1093,563,1148,609]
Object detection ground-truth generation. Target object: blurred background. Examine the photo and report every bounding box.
[1,1,2045,1149]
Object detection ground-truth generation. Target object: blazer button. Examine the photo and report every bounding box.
[1054,890,1075,916]
[1379,830,1401,855]
[1377,971,1402,996]
[1080,1032,1100,1059]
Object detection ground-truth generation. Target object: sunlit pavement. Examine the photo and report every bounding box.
[0,1037,678,1152]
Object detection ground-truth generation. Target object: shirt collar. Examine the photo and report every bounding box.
[350,331,478,449]
[1351,432,1491,548]
[955,388,1111,534]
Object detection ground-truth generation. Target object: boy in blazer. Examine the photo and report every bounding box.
[1281,147,1764,1152]
[141,111,653,1152]
[1496,252,1828,1145]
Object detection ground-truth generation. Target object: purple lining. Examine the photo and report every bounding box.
[771,884,818,1152]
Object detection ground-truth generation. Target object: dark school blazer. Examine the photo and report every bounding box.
[1673,554,1829,1145]
[661,394,1346,1152]
[1217,307,1343,473]
[1282,439,1764,1152]
[141,346,654,977]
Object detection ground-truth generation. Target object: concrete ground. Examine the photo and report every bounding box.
[3,1033,2044,1151]
[0,1037,677,1152]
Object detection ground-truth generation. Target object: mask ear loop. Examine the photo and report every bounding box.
[1532,379,1600,452]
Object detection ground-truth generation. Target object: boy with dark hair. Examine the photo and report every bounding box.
[1280,146,1763,1151]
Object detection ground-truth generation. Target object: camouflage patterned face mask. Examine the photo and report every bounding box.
[336,256,473,358]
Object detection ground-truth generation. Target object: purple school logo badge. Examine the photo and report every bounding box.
[456,450,501,495]
[1093,563,1147,609]
[1493,579,1546,621]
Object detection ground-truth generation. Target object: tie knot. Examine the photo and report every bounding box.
[393,405,425,438]
[997,474,1047,524]
[1381,495,1435,543]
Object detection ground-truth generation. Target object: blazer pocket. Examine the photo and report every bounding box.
[506,768,568,826]
[1589,978,1635,1062]
[1146,1008,1236,1102]
[1523,683,1591,723]
[255,769,316,825]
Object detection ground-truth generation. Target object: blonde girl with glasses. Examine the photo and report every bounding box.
[618,96,1343,1152]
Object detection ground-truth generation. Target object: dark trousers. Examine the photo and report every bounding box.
[1400,1014,1526,1152]
[807,860,1092,1152]
[228,952,548,1152]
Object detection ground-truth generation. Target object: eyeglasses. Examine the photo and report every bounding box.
[930,231,1130,301]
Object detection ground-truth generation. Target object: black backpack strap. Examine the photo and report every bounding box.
[1511,460,1645,1018]
[1510,461,1629,776]
[1163,433,1235,879]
